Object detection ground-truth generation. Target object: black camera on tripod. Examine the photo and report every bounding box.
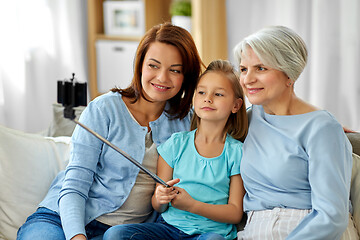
[57,73,87,119]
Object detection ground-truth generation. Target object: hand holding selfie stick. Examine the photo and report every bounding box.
[58,73,170,188]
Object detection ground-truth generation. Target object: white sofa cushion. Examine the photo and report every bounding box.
[0,125,70,240]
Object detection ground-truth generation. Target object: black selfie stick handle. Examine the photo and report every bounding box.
[72,118,170,188]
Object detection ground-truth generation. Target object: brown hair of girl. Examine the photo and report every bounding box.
[190,59,248,142]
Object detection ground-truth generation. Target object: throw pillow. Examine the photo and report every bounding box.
[45,103,85,137]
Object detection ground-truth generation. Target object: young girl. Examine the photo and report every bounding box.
[103,59,248,240]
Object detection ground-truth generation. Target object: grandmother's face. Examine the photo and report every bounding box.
[239,47,291,114]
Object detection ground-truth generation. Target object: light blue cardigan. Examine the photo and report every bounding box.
[39,91,192,240]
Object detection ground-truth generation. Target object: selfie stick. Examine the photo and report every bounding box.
[59,74,170,188]
[71,118,170,188]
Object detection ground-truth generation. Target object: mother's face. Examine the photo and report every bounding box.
[141,42,184,103]
[239,47,291,113]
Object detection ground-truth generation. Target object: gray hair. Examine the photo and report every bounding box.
[233,26,308,81]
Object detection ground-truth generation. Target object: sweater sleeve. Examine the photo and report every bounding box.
[58,100,109,240]
[59,194,87,239]
[287,117,352,239]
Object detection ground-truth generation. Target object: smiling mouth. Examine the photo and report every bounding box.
[247,88,263,94]
[152,83,171,90]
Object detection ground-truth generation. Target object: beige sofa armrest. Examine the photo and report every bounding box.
[350,153,360,235]
[346,132,360,157]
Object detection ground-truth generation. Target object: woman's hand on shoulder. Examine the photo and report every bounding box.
[343,126,356,133]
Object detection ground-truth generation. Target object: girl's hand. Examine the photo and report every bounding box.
[71,234,87,240]
[171,187,195,212]
[154,178,180,205]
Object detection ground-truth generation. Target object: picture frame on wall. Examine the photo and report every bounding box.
[103,1,145,37]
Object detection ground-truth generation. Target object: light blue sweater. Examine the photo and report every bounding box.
[39,92,192,240]
[241,105,352,239]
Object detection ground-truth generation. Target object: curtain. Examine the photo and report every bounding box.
[227,0,360,131]
[0,0,87,133]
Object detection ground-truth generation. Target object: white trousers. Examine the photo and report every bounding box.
[238,208,310,240]
[237,208,359,240]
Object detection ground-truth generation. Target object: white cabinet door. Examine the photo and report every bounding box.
[96,40,139,93]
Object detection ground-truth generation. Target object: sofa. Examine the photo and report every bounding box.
[0,105,359,239]
[0,104,83,240]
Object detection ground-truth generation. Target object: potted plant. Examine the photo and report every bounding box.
[170,0,192,33]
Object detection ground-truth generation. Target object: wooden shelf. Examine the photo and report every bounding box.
[192,0,228,66]
[87,0,227,100]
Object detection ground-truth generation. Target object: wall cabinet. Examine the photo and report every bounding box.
[95,40,139,93]
[87,0,227,100]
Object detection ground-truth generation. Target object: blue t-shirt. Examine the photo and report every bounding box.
[157,130,243,240]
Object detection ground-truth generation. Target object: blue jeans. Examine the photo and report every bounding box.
[103,215,226,240]
[17,207,110,240]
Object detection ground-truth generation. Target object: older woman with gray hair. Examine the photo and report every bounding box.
[234,26,353,239]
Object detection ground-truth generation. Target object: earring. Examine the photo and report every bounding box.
[288,82,292,86]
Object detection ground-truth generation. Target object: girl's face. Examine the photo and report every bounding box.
[194,72,242,124]
[239,47,290,113]
[141,42,184,103]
